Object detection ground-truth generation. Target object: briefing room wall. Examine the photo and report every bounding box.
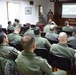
[0,0,54,28]
[37,0,54,21]
[0,0,8,28]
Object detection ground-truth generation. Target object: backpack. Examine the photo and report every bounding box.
[0,57,20,75]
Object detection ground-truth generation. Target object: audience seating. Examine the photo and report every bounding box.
[62,31,72,37]
[47,39,58,44]
[41,32,46,38]
[34,48,50,63]
[49,52,75,75]
[67,43,76,49]
[56,26,62,34]
[8,42,23,51]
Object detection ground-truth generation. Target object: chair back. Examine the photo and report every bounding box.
[62,31,72,37]
[34,48,49,61]
[41,32,46,38]
[49,52,74,71]
[47,39,58,44]
[67,43,76,49]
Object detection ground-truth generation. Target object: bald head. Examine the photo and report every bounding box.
[58,32,68,44]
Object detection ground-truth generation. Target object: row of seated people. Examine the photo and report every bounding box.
[0,20,76,75]
[0,30,68,75]
[1,20,76,50]
[0,20,76,74]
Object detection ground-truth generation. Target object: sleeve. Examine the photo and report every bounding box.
[40,59,52,75]
[9,48,19,60]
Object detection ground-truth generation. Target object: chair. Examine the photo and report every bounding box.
[67,43,76,49]
[47,39,58,44]
[41,32,46,38]
[34,48,49,62]
[8,42,23,51]
[62,31,72,37]
[49,52,75,75]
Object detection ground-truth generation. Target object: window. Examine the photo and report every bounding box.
[7,2,20,22]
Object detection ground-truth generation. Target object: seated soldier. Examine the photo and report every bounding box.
[7,21,14,34]
[62,21,73,32]
[34,27,51,50]
[43,19,57,33]
[8,25,22,45]
[0,31,20,60]
[24,24,34,36]
[8,25,22,51]
[45,25,58,41]
[50,32,76,66]
[68,28,76,45]
[15,34,67,75]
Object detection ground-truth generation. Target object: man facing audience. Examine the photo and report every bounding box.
[50,32,76,65]
[15,34,66,75]
[45,25,58,41]
[34,27,51,50]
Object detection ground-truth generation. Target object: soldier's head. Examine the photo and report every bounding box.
[14,25,21,34]
[34,27,41,35]
[0,31,8,44]
[21,34,36,52]
[8,21,12,25]
[58,32,68,44]
[50,25,56,32]
[14,19,17,22]
[64,21,69,26]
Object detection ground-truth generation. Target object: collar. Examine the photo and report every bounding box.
[13,33,19,35]
[58,43,68,47]
[22,51,36,57]
[34,35,40,37]
[0,43,9,46]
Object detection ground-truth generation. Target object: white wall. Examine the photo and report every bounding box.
[0,0,7,28]
[0,0,54,28]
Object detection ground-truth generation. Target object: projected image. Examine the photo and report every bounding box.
[62,3,76,18]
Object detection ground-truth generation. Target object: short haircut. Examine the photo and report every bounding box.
[16,19,20,23]
[8,21,11,25]
[34,27,40,35]
[21,34,35,51]
[0,31,6,44]
[15,19,17,22]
